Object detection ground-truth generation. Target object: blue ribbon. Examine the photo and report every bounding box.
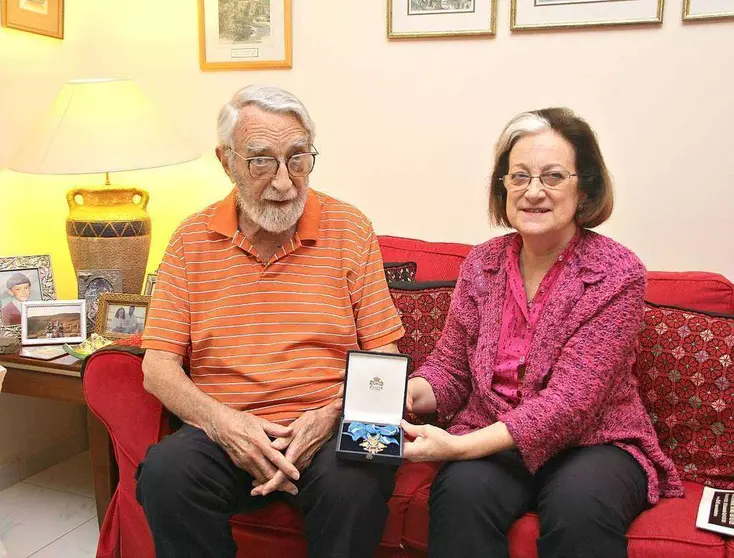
[345,422,399,446]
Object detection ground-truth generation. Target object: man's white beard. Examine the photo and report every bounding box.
[235,181,308,234]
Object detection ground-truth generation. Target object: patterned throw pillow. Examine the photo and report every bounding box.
[635,303,734,488]
[389,281,455,374]
[384,261,418,283]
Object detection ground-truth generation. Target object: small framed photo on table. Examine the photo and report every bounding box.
[96,293,151,339]
[0,255,56,339]
[21,300,86,346]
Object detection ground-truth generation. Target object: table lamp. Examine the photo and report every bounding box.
[8,78,198,294]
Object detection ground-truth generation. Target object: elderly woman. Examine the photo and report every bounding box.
[403,108,683,558]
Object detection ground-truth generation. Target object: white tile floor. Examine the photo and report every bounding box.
[0,452,99,557]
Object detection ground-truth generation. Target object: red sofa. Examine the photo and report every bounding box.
[84,235,734,558]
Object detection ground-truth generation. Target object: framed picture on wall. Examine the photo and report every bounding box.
[198,0,292,71]
[511,0,664,30]
[0,255,56,340]
[388,0,496,38]
[683,0,734,20]
[1,0,64,39]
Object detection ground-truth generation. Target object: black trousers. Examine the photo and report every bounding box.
[135,424,397,558]
[429,445,648,558]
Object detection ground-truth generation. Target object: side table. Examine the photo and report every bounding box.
[0,352,117,527]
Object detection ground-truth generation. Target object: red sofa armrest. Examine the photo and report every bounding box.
[83,349,166,467]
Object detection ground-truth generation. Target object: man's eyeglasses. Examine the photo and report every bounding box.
[501,169,577,192]
[227,147,319,180]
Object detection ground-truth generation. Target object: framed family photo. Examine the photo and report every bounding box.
[1,0,64,39]
[198,0,292,71]
[388,0,496,38]
[21,300,86,346]
[0,255,56,338]
[683,0,734,20]
[511,0,664,30]
[96,293,151,339]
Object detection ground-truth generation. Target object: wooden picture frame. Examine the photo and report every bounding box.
[198,0,292,71]
[1,0,64,39]
[511,0,664,30]
[96,293,151,339]
[21,299,85,346]
[0,254,56,340]
[388,0,496,38]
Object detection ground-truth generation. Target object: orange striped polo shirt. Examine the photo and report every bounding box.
[142,188,405,424]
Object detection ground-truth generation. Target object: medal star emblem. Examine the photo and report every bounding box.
[360,433,387,456]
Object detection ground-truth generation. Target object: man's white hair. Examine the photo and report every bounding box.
[494,111,550,158]
[216,85,316,153]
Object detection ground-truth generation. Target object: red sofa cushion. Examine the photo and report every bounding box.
[389,281,456,374]
[636,303,734,488]
[384,261,418,283]
[402,471,726,558]
[647,272,734,315]
[379,236,471,282]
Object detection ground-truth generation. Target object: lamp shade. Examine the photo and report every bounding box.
[9,78,198,175]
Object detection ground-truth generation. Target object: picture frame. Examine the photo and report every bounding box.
[510,0,664,30]
[21,300,86,346]
[388,0,496,38]
[683,0,734,20]
[198,0,292,71]
[1,0,64,39]
[143,273,157,296]
[0,255,56,339]
[96,293,151,340]
[76,269,124,333]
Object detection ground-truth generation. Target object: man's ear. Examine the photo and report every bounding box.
[216,146,235,183]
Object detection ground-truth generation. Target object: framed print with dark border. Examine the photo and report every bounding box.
[1,0,64,39]
[511,0,664,30]
[388,0,496,38]
[198,0,292,70]
[0,255,56,340]
[21,300,86,346]
[96,293,151,340]
[683,0,734,20]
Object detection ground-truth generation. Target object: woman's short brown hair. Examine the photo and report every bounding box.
[488,107,614,229]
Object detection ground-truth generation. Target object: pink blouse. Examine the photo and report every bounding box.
[491,232,581,405]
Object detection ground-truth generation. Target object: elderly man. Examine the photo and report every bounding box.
[136,85,405,558]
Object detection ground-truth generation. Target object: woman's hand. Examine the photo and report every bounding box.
[402,420,465,462]
[406,377,438,415]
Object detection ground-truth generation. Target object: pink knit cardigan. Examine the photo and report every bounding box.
[411,230,684,503]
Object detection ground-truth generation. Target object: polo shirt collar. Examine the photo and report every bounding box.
[207,187,321,242]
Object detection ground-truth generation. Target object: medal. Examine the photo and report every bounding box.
[344,422,399,457]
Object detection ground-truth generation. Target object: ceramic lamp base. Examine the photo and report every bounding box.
[65,185,151,294]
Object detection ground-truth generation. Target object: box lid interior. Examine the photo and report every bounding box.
[343,351,408,426]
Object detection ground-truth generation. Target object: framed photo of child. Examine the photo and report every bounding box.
[96,293,151,339]
[0,255,56,338]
